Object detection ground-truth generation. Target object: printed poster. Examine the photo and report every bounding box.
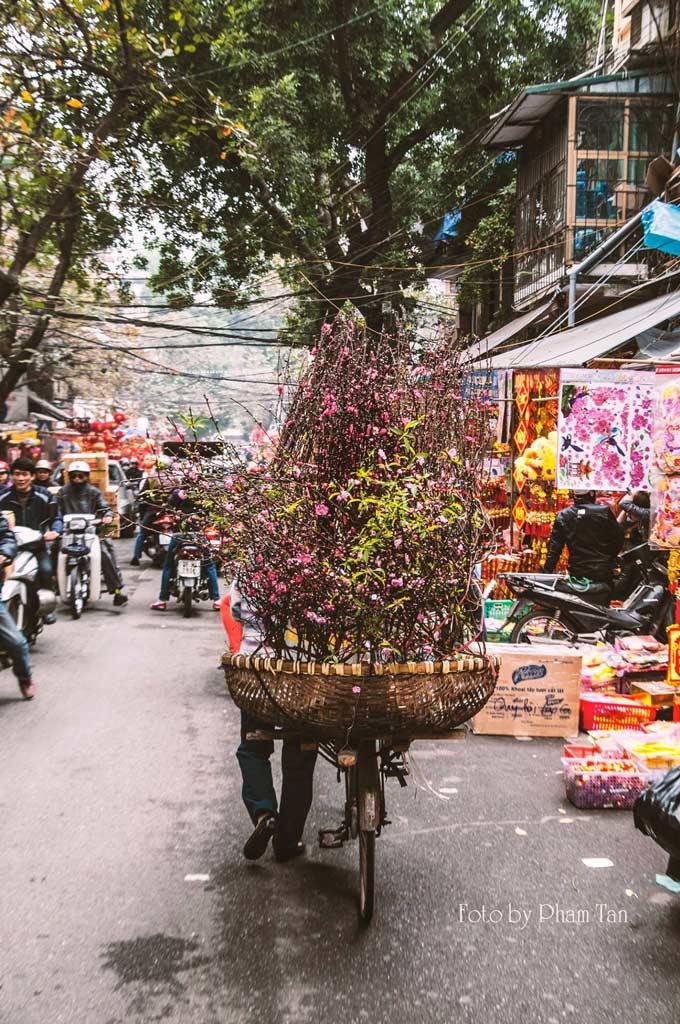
[557,370,655,491]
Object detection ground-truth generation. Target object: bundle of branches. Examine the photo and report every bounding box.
[194,316,493,663]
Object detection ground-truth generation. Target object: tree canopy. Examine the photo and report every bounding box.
[0,0,600,408]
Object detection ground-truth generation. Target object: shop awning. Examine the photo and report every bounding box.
[466,298,554,361]
[487,291,680,368]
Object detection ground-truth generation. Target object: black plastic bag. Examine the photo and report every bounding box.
[634,765,680,864]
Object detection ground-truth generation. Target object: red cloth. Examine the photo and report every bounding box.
[220,594,243,653]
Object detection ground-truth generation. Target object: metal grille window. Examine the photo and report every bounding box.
[576,100,625,150]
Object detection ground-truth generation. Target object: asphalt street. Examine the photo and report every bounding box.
[1,539,679,1024]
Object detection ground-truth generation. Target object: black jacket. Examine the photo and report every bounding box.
[544,500,623,582]
[0,487,62,535]
[57,482,111,518]
[0,513,18,564]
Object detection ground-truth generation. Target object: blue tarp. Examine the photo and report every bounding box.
[434,209,462,242]
[642,199,680,257]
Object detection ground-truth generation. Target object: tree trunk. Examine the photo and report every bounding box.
[0,204,80,405]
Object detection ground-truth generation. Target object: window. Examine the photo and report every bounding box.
[576,100,625,151]
[574,158,623,219]
[630,2,643,45]
[629,101,674,152]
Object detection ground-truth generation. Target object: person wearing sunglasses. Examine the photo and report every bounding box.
[56,462,128,606]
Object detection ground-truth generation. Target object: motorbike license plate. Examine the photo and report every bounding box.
[178,559,200,577]
[159,533,172,546]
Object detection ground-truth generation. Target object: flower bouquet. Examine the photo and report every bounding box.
[199,317,498,736]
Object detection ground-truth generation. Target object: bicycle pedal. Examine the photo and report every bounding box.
[318,826,348,849]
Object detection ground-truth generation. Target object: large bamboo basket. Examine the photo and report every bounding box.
[222,651,499,739]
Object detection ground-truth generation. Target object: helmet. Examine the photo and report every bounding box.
[0,461,8,472]
[67,460,91,475]
[130,456,139,464]
[120,456,130,464]
[35,459,51,471]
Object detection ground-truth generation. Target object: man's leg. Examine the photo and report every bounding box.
[0,599,32,694]
[37,548,55,590]
[236,711,279,859]
[275,738,318,853]
[100,538,127,606]
[159,536,179,600]
[205,561,220,602]
[132,511,154,562]
[36,547,57,624]
[236,711,278,821]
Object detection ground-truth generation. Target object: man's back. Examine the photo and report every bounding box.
[553,500,622,581]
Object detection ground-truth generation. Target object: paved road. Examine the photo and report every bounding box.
[1,541,679,1024]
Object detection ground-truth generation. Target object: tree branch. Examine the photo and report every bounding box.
[371,0,475,130]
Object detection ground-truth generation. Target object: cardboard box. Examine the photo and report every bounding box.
[472,643,582,738]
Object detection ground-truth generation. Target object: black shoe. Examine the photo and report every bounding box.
[113,592,128,606]
[44,612,57,625]
[130,558,140,566]
[243,812,278,860]
[273,841,306,863]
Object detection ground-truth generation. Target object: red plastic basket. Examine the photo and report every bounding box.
[580,695,656,732]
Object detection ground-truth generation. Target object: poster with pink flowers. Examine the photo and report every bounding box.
[557,370,656,491]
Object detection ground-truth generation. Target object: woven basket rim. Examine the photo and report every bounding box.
[221,651,498,677]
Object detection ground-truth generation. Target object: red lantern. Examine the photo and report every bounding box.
[113,411,126,424]
[91,421,103,433]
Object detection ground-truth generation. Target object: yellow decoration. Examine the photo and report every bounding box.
[66,98,83,108]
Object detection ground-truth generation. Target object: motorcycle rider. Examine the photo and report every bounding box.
[544,490,623,604]
[150,485,221,611]
[57,461,128,606]
[0,458,61,624]
[0,512,35,699]
[34,459,53,493]
[0,460,10,492]
[130,462,167,566]
[126,456,143,482]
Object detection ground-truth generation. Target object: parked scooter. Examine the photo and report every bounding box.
[0,526,57,662]
[56,514,103,619]
[167,527,221,618]
[501,543,673,645]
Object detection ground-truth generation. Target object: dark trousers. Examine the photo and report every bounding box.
[236,711,317,848]
[100,538,124,592]
[0,598,30,680]
[37,549,55,591]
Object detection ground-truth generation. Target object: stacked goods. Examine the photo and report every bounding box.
[105,487,121,540]
[563,756,646,809]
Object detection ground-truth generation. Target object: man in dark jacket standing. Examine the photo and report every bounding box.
[0,458,61,623]
[57,462,128,606]
[544,490,623,603]
[0,513,34,698]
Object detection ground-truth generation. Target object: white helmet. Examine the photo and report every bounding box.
[35,459,51,470]
[67,460,91,475]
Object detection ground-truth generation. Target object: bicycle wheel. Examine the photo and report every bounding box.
[69,567,83,620]
[359,828,375,923]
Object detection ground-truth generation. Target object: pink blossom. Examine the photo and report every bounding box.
[296,552,313,565]
[314,503,329,517]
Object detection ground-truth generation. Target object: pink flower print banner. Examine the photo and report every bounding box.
[557,370,656,491]
[629,384,654,490]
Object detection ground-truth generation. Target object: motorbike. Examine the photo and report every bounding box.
[56,514,103,619]
[500,543,674,645]
[167,526,221,618]
[0,526,57,664]
[143,511,176,568]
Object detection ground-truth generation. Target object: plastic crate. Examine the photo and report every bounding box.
[563,758,647,809]
[580,694,657,732]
